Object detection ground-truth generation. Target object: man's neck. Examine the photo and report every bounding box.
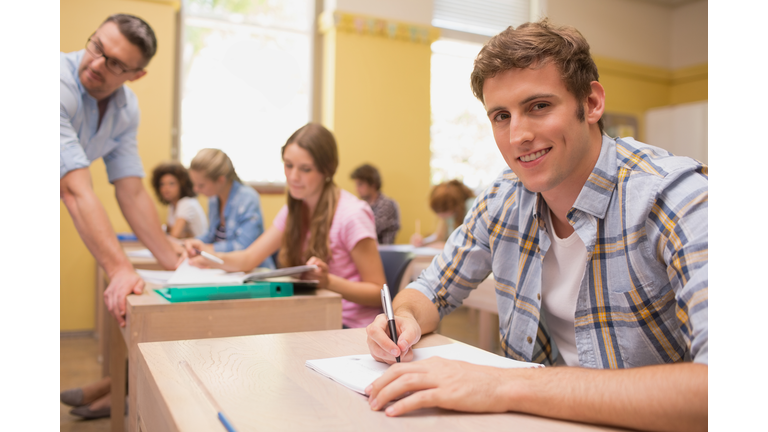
[97,97,110,130]
[542,132,603,238]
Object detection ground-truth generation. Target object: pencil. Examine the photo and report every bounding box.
[180,360,238,432]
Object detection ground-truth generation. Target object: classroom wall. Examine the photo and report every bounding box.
[549,0,708,140]
[60,0,178,332]
[320,8,436,245]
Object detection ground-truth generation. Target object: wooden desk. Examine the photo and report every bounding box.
[96,243,164,377]
[136,329,623,431]
[109,285,342,432]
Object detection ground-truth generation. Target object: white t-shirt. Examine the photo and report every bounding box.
[541,209,588,367]
[168,196,208,238]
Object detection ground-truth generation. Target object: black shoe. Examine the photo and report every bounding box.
[60,388,84,407]
[69,404,111,420]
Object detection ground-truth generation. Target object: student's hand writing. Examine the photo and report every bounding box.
[304,257,329,289]
[366,357,518,417]
[182,239,206,258]
[410,233,424,247]
[103,267,145,327]
[366,313,422,364]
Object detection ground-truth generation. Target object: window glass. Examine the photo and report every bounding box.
[180,0,314,183]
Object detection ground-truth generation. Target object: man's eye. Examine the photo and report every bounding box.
[107,59,125,71]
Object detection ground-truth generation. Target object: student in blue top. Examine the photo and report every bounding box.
[410,180,475,249]
[187,148,275,268]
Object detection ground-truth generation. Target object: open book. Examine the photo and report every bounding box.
[305,342,544,395]
[142,260,318,287]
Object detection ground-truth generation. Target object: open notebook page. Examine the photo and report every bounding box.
[165,259,246,287]
[306,342,544,395]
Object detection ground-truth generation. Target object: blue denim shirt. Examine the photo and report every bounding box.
[198,181,274,268]
[409,136,708,368]
[60,50,145,183]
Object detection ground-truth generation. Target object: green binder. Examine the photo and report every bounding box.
[155,281,294,303]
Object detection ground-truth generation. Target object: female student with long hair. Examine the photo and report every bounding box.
[151,161,208,238]
[185,123,386,328]
[188,148,274,268]
[410,179,475,248]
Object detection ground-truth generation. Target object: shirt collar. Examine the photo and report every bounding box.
[571,135,618,219]
[73,49,127,108]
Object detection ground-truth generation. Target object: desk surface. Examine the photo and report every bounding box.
[136,329,623,432]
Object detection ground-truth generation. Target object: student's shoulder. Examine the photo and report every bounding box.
[478,168,528,209]
[337,189,374,221]
[615,137,708,194]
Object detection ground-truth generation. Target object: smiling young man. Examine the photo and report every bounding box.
[60,14,181,327]
[365,19,708,431]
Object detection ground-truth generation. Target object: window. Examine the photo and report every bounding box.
[430,0,533,192]
[179,0,315,184]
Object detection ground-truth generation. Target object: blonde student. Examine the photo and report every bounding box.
[151,161,207,238]
[188,148,274,268]
[185,123,386,328]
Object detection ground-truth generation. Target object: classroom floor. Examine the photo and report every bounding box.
[59,306,498,431]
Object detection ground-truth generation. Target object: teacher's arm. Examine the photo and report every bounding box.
[114,176,180,270]
[60,168,144,327]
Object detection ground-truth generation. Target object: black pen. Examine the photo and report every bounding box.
[380,284,400,362]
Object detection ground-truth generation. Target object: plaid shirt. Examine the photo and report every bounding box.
[409,136,708,368]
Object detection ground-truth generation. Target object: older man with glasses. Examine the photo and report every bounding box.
[59,14,181,418]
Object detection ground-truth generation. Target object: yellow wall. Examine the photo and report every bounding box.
[320,12,436,244]
[60,0,178,331]
[595,56,708,141]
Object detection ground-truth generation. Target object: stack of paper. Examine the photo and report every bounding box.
[136,259,318,287]
[305,343,544,395]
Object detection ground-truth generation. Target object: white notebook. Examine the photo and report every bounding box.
[305,343,544,395]
[151,260,318,287]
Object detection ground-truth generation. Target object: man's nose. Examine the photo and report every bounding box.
[508,114,533,147]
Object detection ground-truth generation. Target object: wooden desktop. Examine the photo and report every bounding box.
[135,329,626,431]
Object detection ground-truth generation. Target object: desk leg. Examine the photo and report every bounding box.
[109,316,126,432]
[97,266,110,378]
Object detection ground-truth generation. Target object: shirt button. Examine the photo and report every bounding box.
[537,293,541,300]
[527,336,533,344]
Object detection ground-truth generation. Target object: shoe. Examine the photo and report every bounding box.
[60,388,84,407]
[69,404,111,420]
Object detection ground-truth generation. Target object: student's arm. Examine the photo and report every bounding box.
[367,359,706,432]
[186,225,282,271]
[305,237,385,307]
[167,218,188,238]
[60,168,143,327]
[114,177,179,270]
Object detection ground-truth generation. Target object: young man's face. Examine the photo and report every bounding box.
[483,62,603,201]
[78,21,147,100]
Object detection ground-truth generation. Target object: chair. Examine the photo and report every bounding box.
[379,249,415,298]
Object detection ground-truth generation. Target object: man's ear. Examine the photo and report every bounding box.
[128,70,147,82]
[585,81,605,125]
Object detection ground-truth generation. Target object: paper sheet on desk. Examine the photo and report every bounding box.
[126,248,154,258]
[160,260,319,287]
[305,343,543,395]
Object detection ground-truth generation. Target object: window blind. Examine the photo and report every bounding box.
[432,0,530,37]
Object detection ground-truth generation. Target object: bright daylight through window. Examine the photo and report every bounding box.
[180,0,314,184]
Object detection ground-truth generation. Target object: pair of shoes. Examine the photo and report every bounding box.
[69,404,110,420]
[60,388,84,407]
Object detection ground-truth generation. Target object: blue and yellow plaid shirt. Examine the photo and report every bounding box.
[409,136,708,368]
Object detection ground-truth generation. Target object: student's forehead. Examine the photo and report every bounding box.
[284,145,315,164]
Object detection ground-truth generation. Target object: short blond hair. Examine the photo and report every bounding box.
[189,148,241,184]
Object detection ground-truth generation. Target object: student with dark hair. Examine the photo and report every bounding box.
[186,124,387,329]
[366,19,707,431]
[151,161,207,238]
[351,163,401,244]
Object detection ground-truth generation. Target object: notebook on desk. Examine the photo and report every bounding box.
[163,260,317,287]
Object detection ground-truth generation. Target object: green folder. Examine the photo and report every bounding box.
[155,281,294,303]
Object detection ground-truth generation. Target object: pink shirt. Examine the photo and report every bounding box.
[273,189,381,328]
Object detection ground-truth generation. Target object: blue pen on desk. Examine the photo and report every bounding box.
[180,360,238,432]
[380,284,400,362]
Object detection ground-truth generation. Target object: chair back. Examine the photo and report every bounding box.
[379,250,415,298]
